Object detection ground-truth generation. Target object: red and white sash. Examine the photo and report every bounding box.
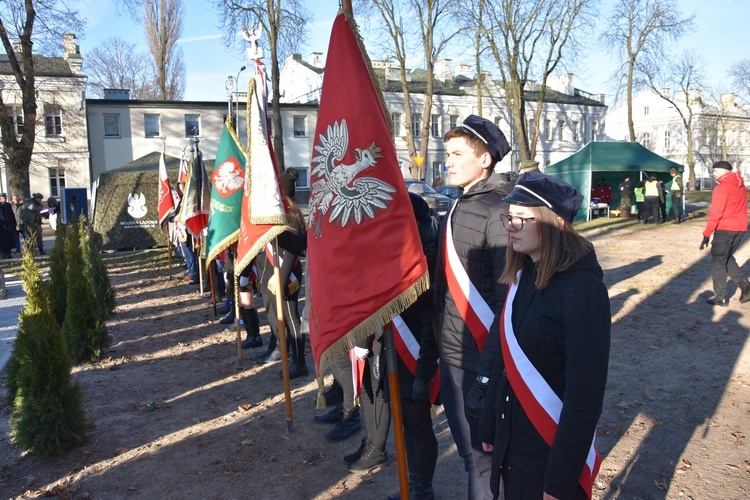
[500,272,601,498]
[392,315,440,404]
[443,203,494,351]
[265,243,300,295]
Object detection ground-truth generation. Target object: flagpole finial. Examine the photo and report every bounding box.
[161,135,167,152]
[241,22,264,61]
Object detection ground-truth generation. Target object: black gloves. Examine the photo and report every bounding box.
[700,236,710,250]
[412,378,430,403]
[465,376,489,419]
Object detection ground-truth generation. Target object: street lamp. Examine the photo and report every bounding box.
[225,75,234,122]
[234,65,247,131]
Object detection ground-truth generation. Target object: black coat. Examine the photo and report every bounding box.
[432,173,516,376]
[480,250,610,499]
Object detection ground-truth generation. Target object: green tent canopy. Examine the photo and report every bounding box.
[544,141,684,221]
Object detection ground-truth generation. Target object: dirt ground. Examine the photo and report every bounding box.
[0,207,749,500]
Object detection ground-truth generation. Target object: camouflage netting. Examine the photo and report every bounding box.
[92,152,214,251]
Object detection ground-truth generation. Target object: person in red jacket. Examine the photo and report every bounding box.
[700,161,750,306]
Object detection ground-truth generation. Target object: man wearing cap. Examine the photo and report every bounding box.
[431,115,515,499]
[0,193,15,258]
[23,193,45,255]
[700,161,750,306]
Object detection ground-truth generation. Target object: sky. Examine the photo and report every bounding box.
[75,0,747,106]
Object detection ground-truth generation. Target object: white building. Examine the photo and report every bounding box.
[0,34,89,199]
[279,53,608,185]
[607,89,750,187]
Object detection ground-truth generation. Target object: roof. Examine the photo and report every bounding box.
[0,54,75,77]
[101,151,215,175]
[545,141,683,174]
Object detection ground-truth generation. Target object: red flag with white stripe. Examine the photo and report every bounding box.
[158,150,175,227]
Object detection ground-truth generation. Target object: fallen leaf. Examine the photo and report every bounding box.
[240,439,255,446]
[237,404,253,412]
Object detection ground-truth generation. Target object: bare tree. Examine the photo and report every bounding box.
[0,0,85,197]
[144,0,186,100]
[85,36,157,99]
[483,0,596,162]
[214,0,311,172]
[729,59,750,103]
[642,49,705,190]
[358,0,461,180]
[602,0,693,142]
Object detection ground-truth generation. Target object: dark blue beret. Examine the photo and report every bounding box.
[503,171,583,224]
[458,115,511,163]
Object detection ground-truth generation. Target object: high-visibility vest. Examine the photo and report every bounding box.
[634,186,645,203]
[670,175,682,191]
[644,180,659,197]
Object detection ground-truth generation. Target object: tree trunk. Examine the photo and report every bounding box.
[627,57,636,142]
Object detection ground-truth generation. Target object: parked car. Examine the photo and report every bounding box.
[435,185,462,202]
[405,179,453,217]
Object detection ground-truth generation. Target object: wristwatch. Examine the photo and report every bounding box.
[477,375,490,384]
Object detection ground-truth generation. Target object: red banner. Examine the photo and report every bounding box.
[306,11,429,377]
[158,151,175,227]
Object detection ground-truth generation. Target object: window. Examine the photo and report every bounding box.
[557,120,565,141]
[527,119,534,137]
[293,115,307,137]
[7,106,23,136]
[449,115,459,130]
[641,132,651,149]
[185,114,200,137]
[49,168,66,197]
[591,121,599,141]
[664,130,671,149]
[494,116,503,128]
[412,113,422,138]
[572,121,579,141]
[103,113,120,138]
[294,167,310,188]
[544,120,551,140]
[644,106,649,116]
[430,114,440,138]
[45,107,62,137]
[391,112,401,137]
[144,114,160,138]
[432,161,443,180]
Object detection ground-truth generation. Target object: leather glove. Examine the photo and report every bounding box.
[412,378,430,403]
[465,377,489,419]
[700,236,710,250]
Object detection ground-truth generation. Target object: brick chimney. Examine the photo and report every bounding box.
[63,33,83,75]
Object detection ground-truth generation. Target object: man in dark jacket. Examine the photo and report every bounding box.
[430,115,515,499]
[23,193,45,255]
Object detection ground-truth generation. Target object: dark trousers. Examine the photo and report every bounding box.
[710,231,748,299]
[361,354,390,452]
[671,193,682,220]
[644,197,660,223]
[261,290,304,365]
[331,354,356,413]
[441,362,493,500]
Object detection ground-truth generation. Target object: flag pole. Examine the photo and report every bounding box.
[384,321,409,499]
[166,229,173,279]
[234,274,243,362]
[209,260,217,317]
[273,238,294,432]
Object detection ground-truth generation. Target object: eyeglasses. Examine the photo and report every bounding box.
[499,214,536,231]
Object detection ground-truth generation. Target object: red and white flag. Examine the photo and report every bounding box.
[306,11,429,377]
[157,150,175,227]
[179,149,210,239]
[235,64,288,276]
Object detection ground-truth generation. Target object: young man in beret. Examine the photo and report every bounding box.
[430,115,516,499]
[700,161,750,306]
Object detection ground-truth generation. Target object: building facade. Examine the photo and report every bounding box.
[607,89,750,187]
[0,34,89,199]
[279,53,608,186]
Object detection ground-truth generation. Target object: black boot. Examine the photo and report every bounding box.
[410,442,438,499]
[343,436,368,464]
[241,308,262,349]
[324,408,361,441]
[348,438,388,473]
[313,404,343,424]
[739,279,750,303]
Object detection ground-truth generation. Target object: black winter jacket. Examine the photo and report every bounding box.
[432,173,516,376]
[479,250,610,500]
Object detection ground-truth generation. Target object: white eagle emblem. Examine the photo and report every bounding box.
[127,192,147,219]
[309,119,395,238]
[212,158,244,197]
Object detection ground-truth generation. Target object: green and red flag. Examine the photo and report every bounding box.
[206,121,246,264]
[235,63,288,277]
[179,148,211,239]
[306,11,429,378]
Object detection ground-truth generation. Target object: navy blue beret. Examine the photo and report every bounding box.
[458,115,511,163]
[503,171,583,224]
